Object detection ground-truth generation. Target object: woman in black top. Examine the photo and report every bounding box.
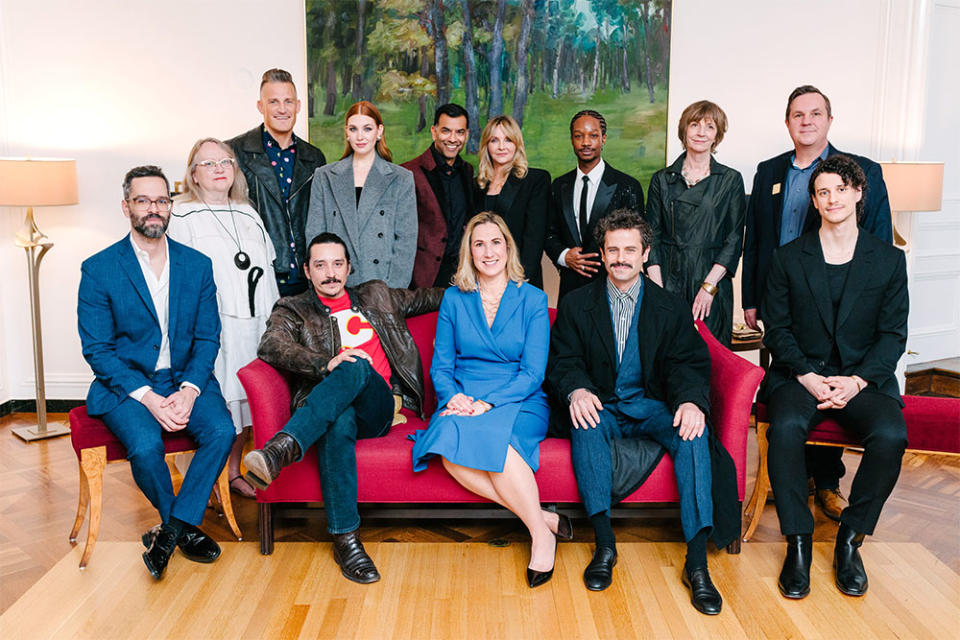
[645,101,745,345]
[474,115,551,288]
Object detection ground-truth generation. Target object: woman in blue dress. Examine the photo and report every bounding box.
[410,212,570,588]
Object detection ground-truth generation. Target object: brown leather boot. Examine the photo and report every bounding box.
[243,432,301,490]
[815,488,846,522]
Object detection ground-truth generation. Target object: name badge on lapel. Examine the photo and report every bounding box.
[772,183,781,195]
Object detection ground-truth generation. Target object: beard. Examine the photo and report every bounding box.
[132,212,169,239]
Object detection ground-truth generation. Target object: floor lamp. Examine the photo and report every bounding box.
[878,160,945,252]
[0,158,78,441]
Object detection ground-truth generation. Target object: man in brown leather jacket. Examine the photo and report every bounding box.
[243,232,443,584]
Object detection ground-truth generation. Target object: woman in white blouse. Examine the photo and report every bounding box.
[168,137,280,498]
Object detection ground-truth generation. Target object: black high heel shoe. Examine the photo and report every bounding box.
[527,533,558,588]
[555,513,574,541]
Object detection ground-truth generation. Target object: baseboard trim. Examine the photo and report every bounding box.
[0,399,85,418]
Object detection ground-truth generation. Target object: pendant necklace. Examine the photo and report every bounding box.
[203,200,250,270]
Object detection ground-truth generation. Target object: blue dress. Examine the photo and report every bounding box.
[410,281,550,473]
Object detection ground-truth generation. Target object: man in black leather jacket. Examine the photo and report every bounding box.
[227,68,326,296]
[243,233,443,584]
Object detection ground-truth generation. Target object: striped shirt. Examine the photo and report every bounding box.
[607,277,643,363]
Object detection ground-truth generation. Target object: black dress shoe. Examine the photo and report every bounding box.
[778,534,813,599]
[243,432,301,490]
[834,522,868,596]
[142,524,178,580]
[177,524,221,563]
[682,565,723,615]
[583,546,617,591]
[332,531,380,584]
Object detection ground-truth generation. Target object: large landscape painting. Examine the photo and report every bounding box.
[306,0,671,186]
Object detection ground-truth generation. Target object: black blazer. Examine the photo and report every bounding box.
[760,231,908,405]
[474,168,551,288]
[544,163,644,298]
[546,275,710,436]
[741,143,892,312]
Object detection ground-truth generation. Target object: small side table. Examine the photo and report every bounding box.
[730,334,769,370]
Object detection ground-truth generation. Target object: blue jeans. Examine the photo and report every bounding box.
[99,370,235,526]
[570,401,713,542]
[280,359,393,534]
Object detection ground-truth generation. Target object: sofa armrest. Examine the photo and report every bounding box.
[695,320,765,498]
[237,358,293,448]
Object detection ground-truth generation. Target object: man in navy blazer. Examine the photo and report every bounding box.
[78,166,235,580]
[741,85,893,519]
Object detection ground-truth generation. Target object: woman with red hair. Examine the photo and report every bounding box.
[306,101,417,287]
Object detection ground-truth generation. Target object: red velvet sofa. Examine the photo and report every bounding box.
[238,314,765,554]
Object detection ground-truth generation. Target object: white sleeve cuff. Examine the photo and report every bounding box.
[130,386,151,402]
[557,248,571,268]
[180,381,201,395]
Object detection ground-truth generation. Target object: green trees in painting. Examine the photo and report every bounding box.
[306,0,671,183]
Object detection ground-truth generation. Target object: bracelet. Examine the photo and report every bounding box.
[700,281,718,296]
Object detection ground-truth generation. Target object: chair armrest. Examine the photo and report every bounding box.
[237,358,293,448]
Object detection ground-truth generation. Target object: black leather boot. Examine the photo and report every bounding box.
[333,531,380,584]
[834,522,868,596]
[778,534,813,598]
[142,523,178,580]
[243,432,301,490]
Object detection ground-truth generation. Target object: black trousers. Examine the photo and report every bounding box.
[805,444,845,489]
[767,381,906,536]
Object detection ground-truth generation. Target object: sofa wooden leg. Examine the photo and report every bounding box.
[216,465,243,541]
[259,502,274,555]
[69,460,90,543]
[78,446,107,569]
[743,421,771,542]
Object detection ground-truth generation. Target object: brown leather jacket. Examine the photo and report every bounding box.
[257,281,445,417]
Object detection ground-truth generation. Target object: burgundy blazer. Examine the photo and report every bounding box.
[401,147,475,288]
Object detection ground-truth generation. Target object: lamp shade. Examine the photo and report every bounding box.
[879,161,944,212]
[0,158,78,206]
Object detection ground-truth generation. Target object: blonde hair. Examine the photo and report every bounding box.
[451,212,526,291]
[179,138,249,204]
[340,101,392,162]
[476,115,528,189]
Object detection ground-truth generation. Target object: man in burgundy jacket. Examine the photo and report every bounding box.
[402,103,476,288]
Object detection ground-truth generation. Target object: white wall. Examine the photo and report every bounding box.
[0,0,954,403]
[0,0,309,403]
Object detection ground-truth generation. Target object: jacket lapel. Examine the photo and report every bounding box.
[592,166,616,223]
[772,151,792,239]
[800,234,834,334]
[467,288,506,359]
[357,156,392,234]
[835,232,875,330]
[246,158,284,207]
[497,174,520,218]
[559,174,578,243]
[117,235,159,325]
[587,280,618,368]
[329,159,361,255]
[167,240,182,345]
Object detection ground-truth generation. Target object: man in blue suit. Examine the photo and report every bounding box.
[741,85,893,521]
[78,166,235,580]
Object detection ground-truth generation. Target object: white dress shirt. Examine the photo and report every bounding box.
[558,158,606,268]
[127,235,199,402]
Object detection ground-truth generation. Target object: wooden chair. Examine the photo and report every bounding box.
[743,395,960,541]
[67,406,242,568]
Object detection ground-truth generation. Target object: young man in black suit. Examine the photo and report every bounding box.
[742,85,893,519]
[544,110,644,299]
[762,155,908,599]
[547,210,722,615]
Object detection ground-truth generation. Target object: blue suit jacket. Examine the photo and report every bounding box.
[741,143,892,312]
[78,234,222,416]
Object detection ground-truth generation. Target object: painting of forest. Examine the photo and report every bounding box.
[305,0,671,186]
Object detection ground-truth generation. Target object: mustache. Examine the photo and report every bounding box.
[321,277,342,285]
[609,262,633,269]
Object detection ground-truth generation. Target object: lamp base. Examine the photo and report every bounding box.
[12,422,71,442]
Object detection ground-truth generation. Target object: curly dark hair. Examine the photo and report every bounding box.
[593,209,653,251]
[808,154,867,222]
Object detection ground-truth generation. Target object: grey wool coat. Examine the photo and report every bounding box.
[305,154,418,288]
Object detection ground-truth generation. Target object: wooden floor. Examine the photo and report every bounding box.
[1,412,959,638]
[2,541,958,639]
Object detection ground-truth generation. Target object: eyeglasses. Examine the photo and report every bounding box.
[195,158,237,171]
[127,196,173,212]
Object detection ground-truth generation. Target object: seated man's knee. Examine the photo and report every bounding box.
[126,436,165,465]
[865,421,908,456]
[767,416,809,449]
